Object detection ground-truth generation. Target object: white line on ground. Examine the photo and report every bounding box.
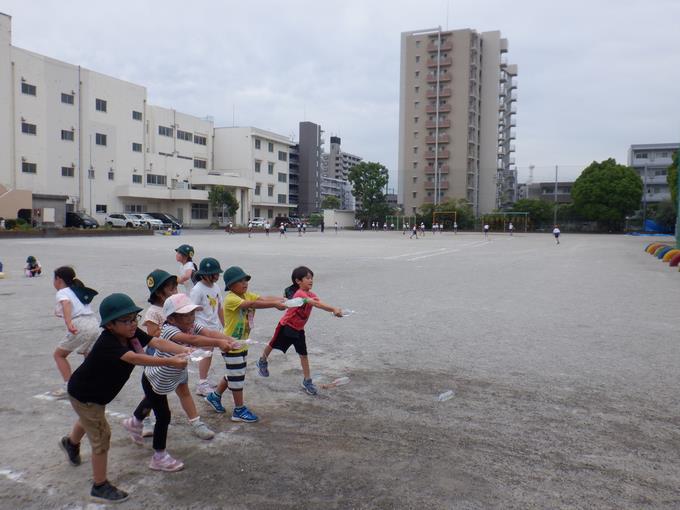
[406,240,490,261]
[0,469,23,482]
[384,248,447,260]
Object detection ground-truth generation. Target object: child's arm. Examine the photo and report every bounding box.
[239,296,286,310]
[166,330,238,352]
[307,298,343,317]
[60,300,79,334]
[144,321,161,338]
[177,268,192,284]
[218,306,225,328]
[121,351,188,368]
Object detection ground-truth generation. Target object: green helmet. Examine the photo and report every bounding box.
[223,266,251,290]
[196,257,223,277]
[26,256,36,264]
[175,244,194,258]
[99,293,143,327]
[146,269,177,303]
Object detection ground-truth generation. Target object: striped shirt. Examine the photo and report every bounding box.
[144,322,203,395]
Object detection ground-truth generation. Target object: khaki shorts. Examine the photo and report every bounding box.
[58,315,100,354]
[68,396,110,455]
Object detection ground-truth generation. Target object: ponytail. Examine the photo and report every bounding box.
[54,266,76,286]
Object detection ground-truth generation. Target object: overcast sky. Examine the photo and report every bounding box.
[4,0,680,187]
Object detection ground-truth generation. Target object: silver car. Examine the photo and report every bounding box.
[131,213,164,229]
[104,213,142,228]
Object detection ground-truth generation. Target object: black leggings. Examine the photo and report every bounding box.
[134,374,171,451]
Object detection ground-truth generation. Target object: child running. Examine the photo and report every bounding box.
[51,266,100,398]
[255,266,343,396]
[190,258,225,396]
[124,294,238,472]
[60,293,190,503]
[175,244,197,295]
[205,266,285,422]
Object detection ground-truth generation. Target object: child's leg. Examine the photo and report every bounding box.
[260,344,273,361]
[69,419,87,445]
[198,356,212,381]
[175,383,199,420]
[53,348,72,382]
[299,355,311,380]
[141,376,171,452]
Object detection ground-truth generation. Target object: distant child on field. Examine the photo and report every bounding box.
[60,293,190,503]
[25,256,42,277]
[483,224,490,240]
[175,244,197,295]
[51,266,100,398]
[123,294,237,472]
[205,266,285,422]
[553,225,561,244]
[190,258,225,396]
[255,266,342,396]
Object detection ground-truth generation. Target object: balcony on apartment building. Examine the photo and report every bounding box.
[427,57,452,67]
[425,150,450,160]
[427,72,451,83]
[425,181,449,190]
[427,41,453,52]
[425,104,451,114]
[425,119,451,129]
[425,134,450,144]
[509,78,518,90]
[427,88,452,98]
[425,164,449,175]
[115,183,210,202]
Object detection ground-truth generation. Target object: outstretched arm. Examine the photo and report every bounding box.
[307,298,342,317]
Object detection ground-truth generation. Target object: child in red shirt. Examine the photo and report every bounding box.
[255,266,342,395]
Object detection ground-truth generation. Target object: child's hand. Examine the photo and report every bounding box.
[275,301,287,311]
[168,354,188,368]
[333,308,343,317]
[219,339,237,352]
[67,323,79,334]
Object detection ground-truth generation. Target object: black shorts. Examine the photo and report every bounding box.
[269,324,307,355]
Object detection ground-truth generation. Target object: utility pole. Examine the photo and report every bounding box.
[642,164,647,231]
[553,165,558,226]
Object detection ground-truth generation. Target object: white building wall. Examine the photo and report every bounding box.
[478,31,501,214]
[0,13,12,188]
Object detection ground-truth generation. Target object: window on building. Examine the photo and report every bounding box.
[278,172,287,183]
[194,158,207,169]
[158,125,173,137]
[61,129,74,141]
[61,166,74,177]
[660,152,668,158]
[268,185,274,197]
[268,142,274,152]
[277,194,287,204]
[413,131,419,139]
[132,174,142,184]
[255,161,261,173]
[414,116,418,124]
[96,204,107,214]
[413,162,418,169]
[415,86,419,94]
[132,110,143,121]
[177,130,193,142]
[254,208,261,218]
[21,82,36,96]
[95,98,107,112]
[412,191,417,198]
[278,151,287,162]
[132,142,142,152]
[267,208,273,218]
[255,183,261,195]
[268,163,274,174]
[95,133,107,146]
[413,176,417,183]
[415,55,420,63]
[61,93,74,104]
[415,71,420,78]
[108,170,115,181]
[194,134,207,146]
[635,152,648,159]
[124,204,147,213]
[22,161,37,173]
[413,147,418,155]
[255,138,261,149]
[414,101,419,109]
[191,203,209,220]
[88,168,95,179]
[21,122,37,135]
[146,174,167,186]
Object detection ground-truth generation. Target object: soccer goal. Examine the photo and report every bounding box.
[480,212,529,233]
[432,211,457,231]
[386,215,416,230]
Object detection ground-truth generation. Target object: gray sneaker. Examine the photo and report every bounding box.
[191,420,215,440]
[59,436,81,466]
[301,378,318,396]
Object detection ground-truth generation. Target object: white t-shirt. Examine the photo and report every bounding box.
[509,223,514,230]
[190,281,223,331]
[143,304,164,333]
[553,228,561,235]
[179,261,195,295]
[55,287,94,319]
[484,224,489,231]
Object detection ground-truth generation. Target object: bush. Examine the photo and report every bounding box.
[4,219,17,230]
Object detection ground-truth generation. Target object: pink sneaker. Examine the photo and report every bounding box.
[149,452,184,472]
[122,417,143,445]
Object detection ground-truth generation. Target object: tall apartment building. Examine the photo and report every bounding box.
[398,27,517,216]
[0,12,265,226]
[298,121,323,216]
[288,144,300,212]
[628,143,678,205]
[323,136,363,180]
[213,127,296,221]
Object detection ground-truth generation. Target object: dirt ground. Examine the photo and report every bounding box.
[1,230,679,509]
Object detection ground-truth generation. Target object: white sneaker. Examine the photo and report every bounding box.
[142,416,154,437]
[195,381,214,397]
[191,420,215,440]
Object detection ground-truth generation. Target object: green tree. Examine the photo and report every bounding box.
[208,186,239,222]
[418,198,474,229]
[668,150,678,213]
[347,162,390,222]
[511,198,554,226]
[320,195,341,210]
[571,158,642,231]
[652,200,677,232]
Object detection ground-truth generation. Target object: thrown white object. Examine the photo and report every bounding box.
[283,297,307,308]
[340,309,355,317]
[436,390,455,402]
[331,376,350,386]
[189,349,213,362]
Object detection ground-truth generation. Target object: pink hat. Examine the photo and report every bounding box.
[163,293,202,316]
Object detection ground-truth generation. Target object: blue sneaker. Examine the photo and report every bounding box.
[205,392,225,413]
[301,378,318,396]
[255,357,269,377]
[231,406,259,423]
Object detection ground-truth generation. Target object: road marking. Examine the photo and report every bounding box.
[384,248,447,260]
[406,240,490,261]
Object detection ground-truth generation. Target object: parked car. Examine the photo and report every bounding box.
[147,212,183,230]
[65,211,99,229]
[105,213,142,228]
[130,213,164,229]
[250,217,266,227]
